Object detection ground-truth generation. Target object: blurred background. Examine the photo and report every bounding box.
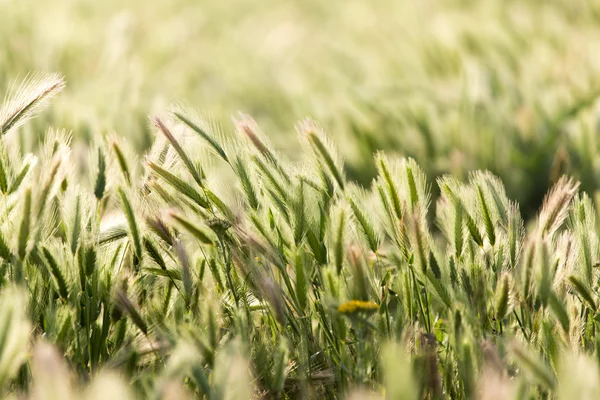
[2,0,600,217]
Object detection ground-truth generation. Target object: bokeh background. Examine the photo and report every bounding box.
[2,0,600,217]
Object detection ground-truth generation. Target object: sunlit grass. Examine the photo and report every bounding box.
[1,74,600,398]
[4,1,600,398]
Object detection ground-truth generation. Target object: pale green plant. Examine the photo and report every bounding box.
[6,65,600,399]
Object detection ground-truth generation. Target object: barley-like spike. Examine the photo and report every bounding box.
[0,231,12,261]
[449,256,458,287]
[266,187,291,223]
[568,194,597,284]
[0,155,8,194]
[152,117,203,186]
[99,224,128,245]
[146,215,175,245]
[173,111,229,163]
[319,164,335,206]
[476,185,495,246]
[508,202,524,269]
[147,161,208,209]
[348,245,369,301]
[168,211,213,245]
[118,187,143,260]
[581,227,593,285]
[173,240,193,302]
[111,141,131,185]
[204,188,235,221]
[146,179,174,204]
[236,114,271,157]
[292,181,306,245]
[521,241,535,301]
[414,215,428,273]
[465,211,484,247]
[495,273,510,320]
[538,176,580,237]
[0,73,65,135]
[42,246,69,300]
[568,275,597,311]
[294,253,308,311]
[17,187,31,260]
[114,285,148,335]
[376,154,402,221]
[406,166,419,210]
[143,237,166,270]
[306,224,327,265]
[84,245,97,277]
[334,208,346,274]
[377,182,403,251]
[538,240,551,308]
[377,182,394,222]
[429,250,441,279]
[74,245,86,291]
[37,157,61,220]
[236,113,290,183]
[252,154,288,201]
[207,257,224,293]
[426,270,451,307]
[483,175,508,224]
[232,156,259,210]
[398,218,411,261]
[248,214,278,252]
[348,196,379,253]
[94,147,106,200]
[460,269,473,299]
[301,120,345,190]
[454,197,464,259]
[8,157,35,194]
[71,195,81,254]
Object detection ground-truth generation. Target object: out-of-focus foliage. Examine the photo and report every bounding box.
[4,0,600,213]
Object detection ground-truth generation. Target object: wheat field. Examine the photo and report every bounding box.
[3,0,600,399]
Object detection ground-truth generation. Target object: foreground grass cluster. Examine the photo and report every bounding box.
[3,74,600,399]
